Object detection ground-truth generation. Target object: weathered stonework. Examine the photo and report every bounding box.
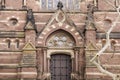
[21,42,36,66]
[0,0,120,80]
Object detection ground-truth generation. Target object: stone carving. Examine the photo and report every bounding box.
[22,53,36,66]
[86,4,96,30]
[57,1,63,10]
[21,42,36,66]
[39,73,51,80]
[47,32,75,47]
[71,73,80,80]
[24,9,37,32]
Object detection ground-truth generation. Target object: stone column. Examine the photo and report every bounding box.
[23,0,26,5]
[1,0,5,8]
[79,47,86,80]
[76,51,79,72]
[115,0,119,7]
[22,0,27,9]
[43,47,47,72]
[74,47,80,72]
[94,0,97,7]
[47,58,50,72]
[36,48,43,79]
[71,58,74,72]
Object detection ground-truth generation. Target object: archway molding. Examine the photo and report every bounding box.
[37,23,82,46]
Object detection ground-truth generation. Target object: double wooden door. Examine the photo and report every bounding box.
[50,54,72,80]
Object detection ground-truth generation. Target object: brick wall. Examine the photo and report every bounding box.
[0,0,120,80]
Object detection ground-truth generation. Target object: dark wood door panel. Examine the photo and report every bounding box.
[50,54,71,80]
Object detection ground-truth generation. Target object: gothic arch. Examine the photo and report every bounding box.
[37,23,83,46]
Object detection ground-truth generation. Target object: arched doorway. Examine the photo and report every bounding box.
[45,30,76,79]
[50,54,72,80]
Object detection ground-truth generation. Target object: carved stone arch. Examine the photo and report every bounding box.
[37,23,82,46]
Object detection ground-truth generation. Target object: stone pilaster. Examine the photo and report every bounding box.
[24,9,37,45]
[20,42,37,79]
[85,4,97,45]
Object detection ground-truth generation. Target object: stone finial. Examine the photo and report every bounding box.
[27,9,33,20]
[86,4,97,30]
[57,1,63,9]
[24,9,37,33]
[87,4,94,21]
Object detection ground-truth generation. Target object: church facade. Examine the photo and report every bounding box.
[0,0,120,80]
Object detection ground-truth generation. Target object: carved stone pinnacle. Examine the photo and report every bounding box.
[57,1,63,10]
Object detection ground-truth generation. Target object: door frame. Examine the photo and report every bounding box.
[47,48,74,59]
[46,47,75,79]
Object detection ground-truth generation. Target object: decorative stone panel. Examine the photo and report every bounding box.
[37,9,83,47]
[85,42,99,66]
[46,30,75,47]
[21,42,36,66]
[22,53,36,66]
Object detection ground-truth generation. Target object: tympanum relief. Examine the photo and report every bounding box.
[46,30,75,47]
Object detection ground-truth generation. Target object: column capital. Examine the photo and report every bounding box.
[74,46,80,51]
[42,46,48,50]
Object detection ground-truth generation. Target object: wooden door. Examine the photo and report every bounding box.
[50,54,72,80]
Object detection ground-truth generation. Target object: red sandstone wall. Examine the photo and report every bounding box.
[0,11,26,31]
[0,52,21,79]
[0,0,120,80]
[5,0,22,9]
[98,0,115,10]
[94,12,120,32]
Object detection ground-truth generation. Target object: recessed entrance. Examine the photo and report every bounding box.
[50,54,72,80]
